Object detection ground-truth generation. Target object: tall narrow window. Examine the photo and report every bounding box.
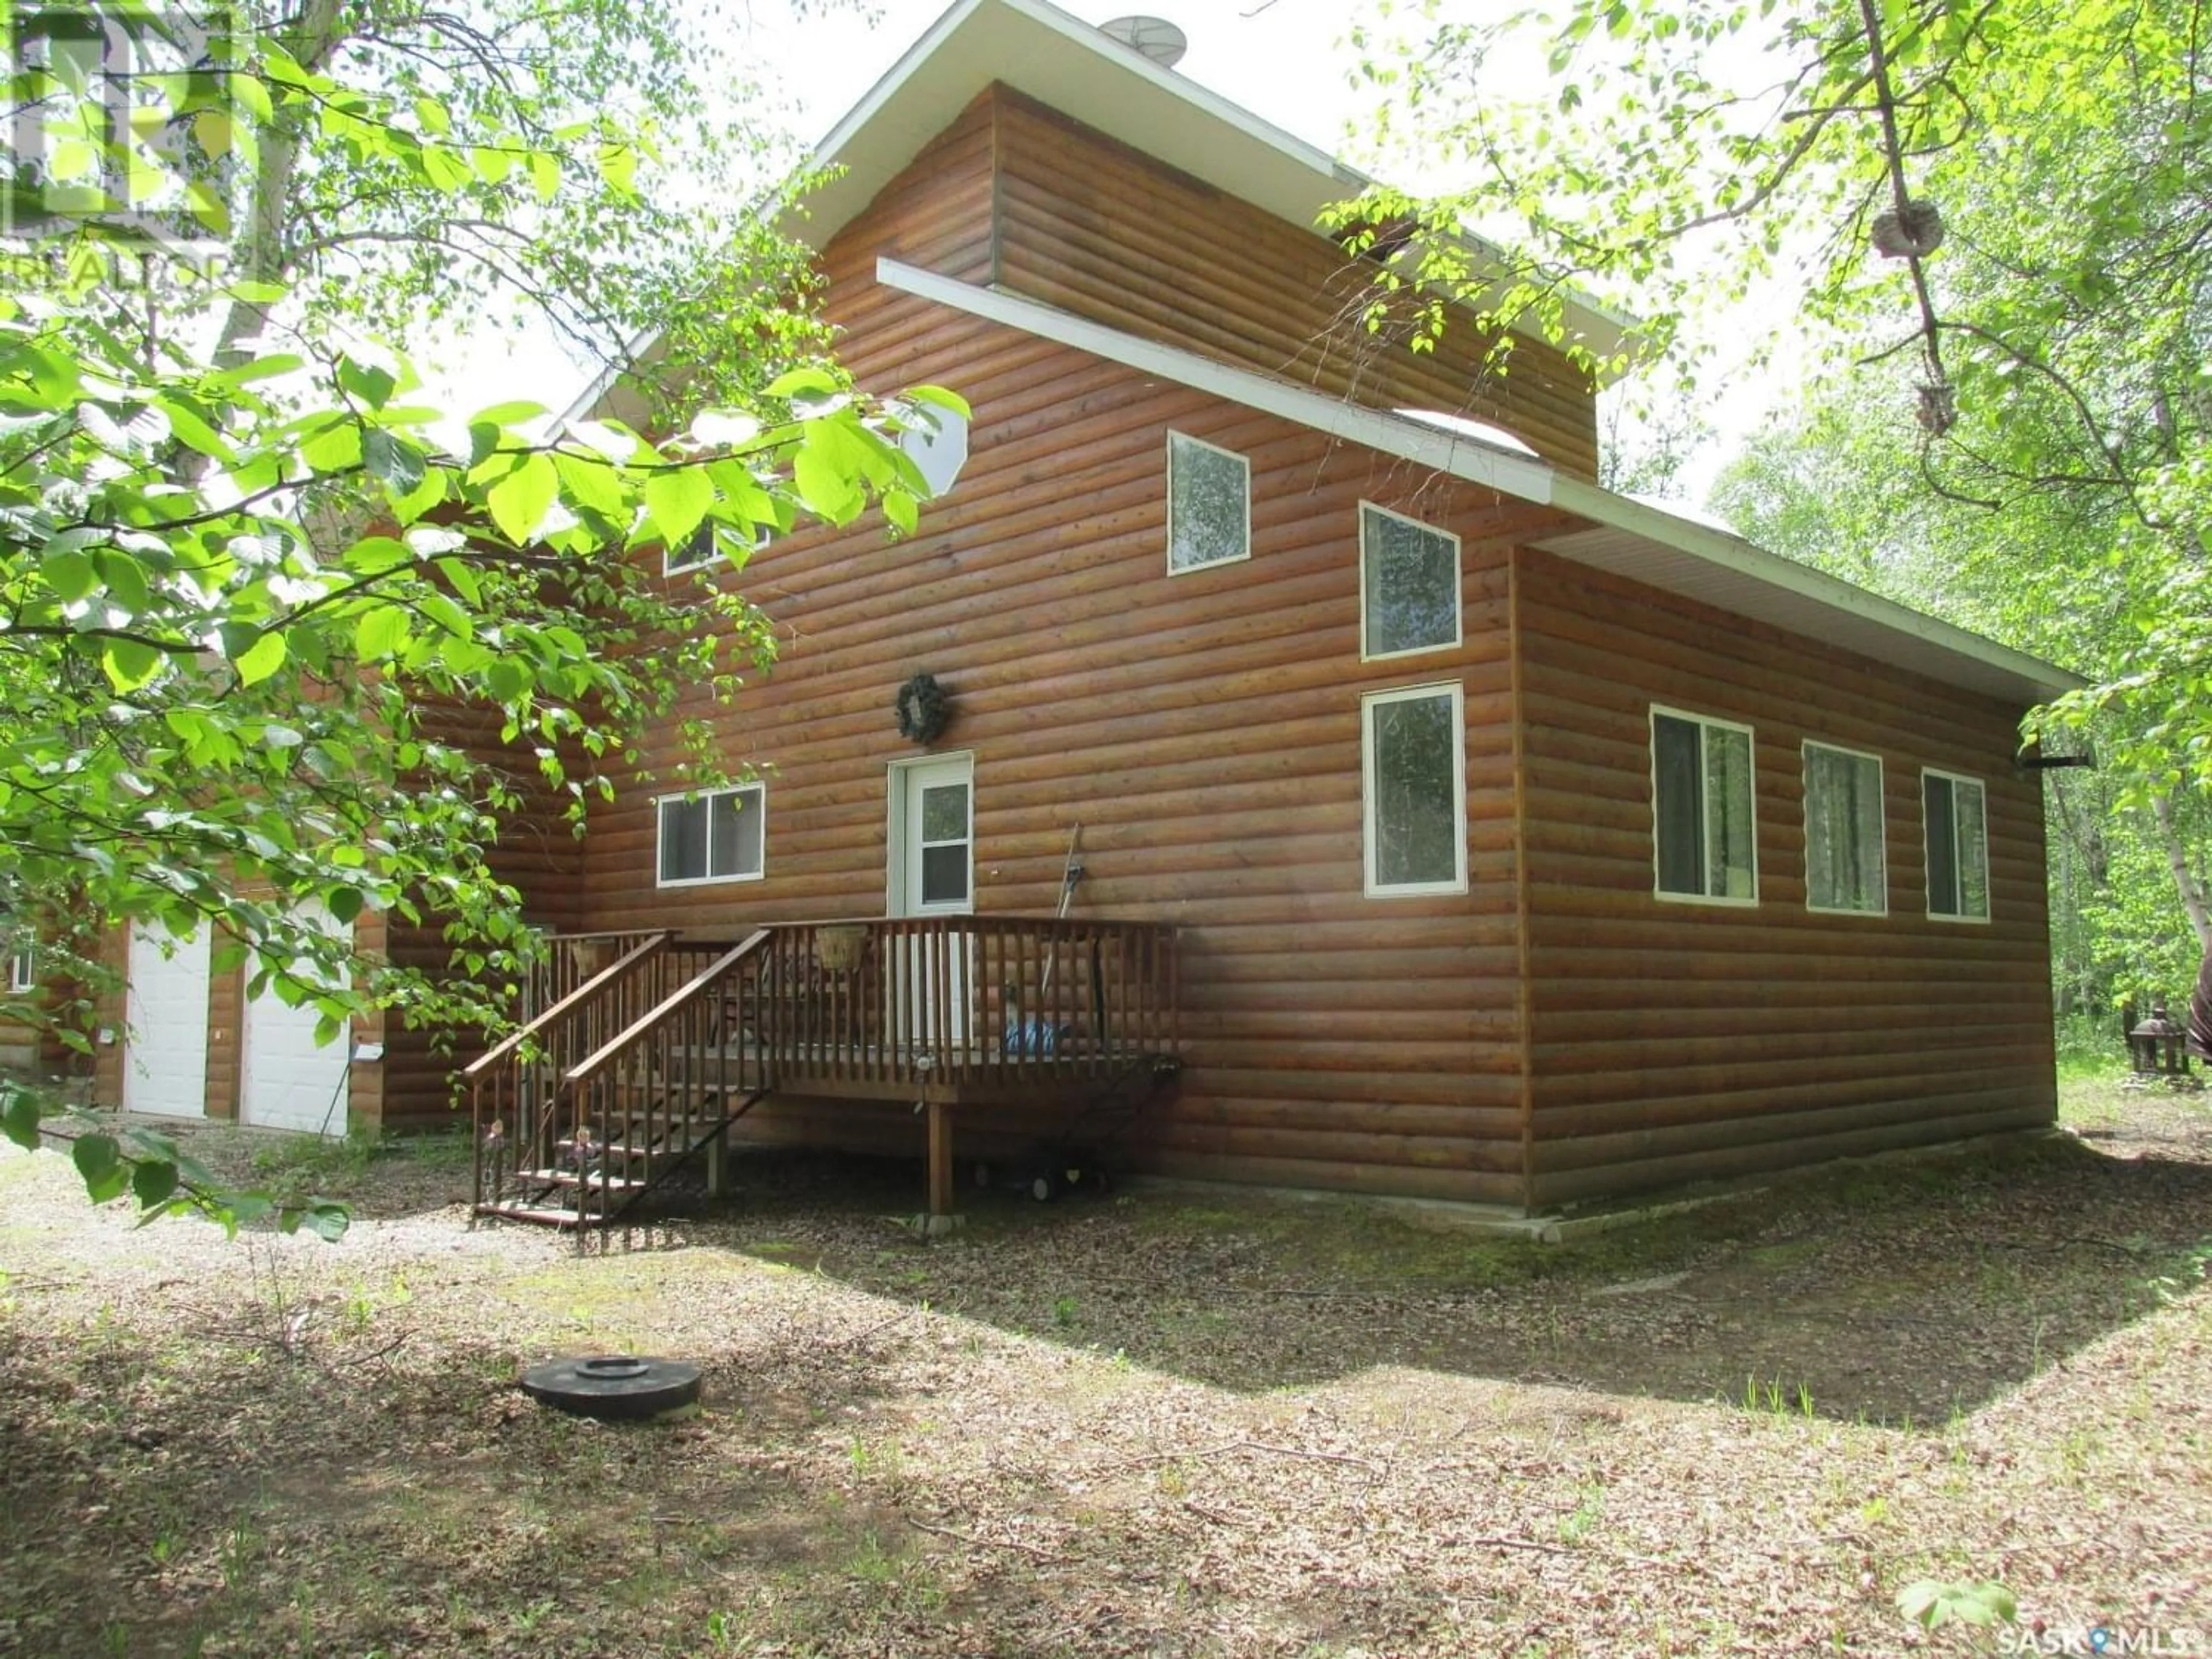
[1802,742,1887,914]
[916,778,972,908]
[1651,707,1758,903]
[1166,431,1249,573]
[1360,503,1460,659]
[1923,770,1990,921]
[1362,683,1467,896]
[7,944,32,994]
[656,783,766,887]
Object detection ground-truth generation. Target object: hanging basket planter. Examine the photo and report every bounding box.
[895,672,953,745]
[815,924,869,974]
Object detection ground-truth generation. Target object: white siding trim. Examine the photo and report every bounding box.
[875,257,2081,707]
[876,257,1559,505]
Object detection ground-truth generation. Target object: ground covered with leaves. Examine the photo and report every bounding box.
[1,1080,2207,1657]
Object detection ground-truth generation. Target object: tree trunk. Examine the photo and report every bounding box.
[210,0,347,371]
[2150,789,2212,1057]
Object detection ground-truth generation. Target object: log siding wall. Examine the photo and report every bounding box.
[555,100,1564,1201]
[1514,547,2056,1206]
[546,91,2056,1208]
[985,89,1603,479]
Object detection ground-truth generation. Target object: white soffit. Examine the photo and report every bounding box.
[879,254,2081,707]
[877,256,1558,505]
[1541,479,2084,706]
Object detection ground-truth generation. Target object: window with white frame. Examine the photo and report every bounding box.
[1923,770,1990,921]
[664,521,770,578]
[656,784,766,887]
[7,944,32,994]
[1360,503,1460,659]
[1362,683,1467,896]
[1802,741,1887,914]
[1651,707,1758,902]
[1166,430,1250,574]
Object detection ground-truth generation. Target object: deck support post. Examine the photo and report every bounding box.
[925,1100,954,1218]
[704,1127,728,1199]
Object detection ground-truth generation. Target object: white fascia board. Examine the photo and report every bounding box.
[554,320,660,434]
[808,0,993,173]
[875,256,1559,506]
[1546,475,2085,702]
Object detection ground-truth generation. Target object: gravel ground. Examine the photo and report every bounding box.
[0,1078,2206,1657]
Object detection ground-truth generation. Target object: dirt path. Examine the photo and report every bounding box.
[1,1082,2206,1656]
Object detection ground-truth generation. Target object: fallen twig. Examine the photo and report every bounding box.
[824,1308,915,1351]
[1465,1536,1674,1569]
[1211,1438,1385,1476]
[1465,1535,1581,1557]
[1181,1498,1247,1528]
[904,1513,1063,1562]
[1088,1436,1384,1478]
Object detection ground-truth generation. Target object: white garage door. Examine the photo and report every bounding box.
[240,907,352,1137]
[123,922,211,1119]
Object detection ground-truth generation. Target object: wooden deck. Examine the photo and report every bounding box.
[470,916,1179,1228]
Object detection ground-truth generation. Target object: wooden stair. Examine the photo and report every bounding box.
[480,1081,770,1229]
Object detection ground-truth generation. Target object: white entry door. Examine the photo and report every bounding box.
[123,922,210,1119]
[240,905,353,1137]
[889,754,974,1046]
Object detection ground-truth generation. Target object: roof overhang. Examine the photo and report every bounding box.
[561,0,1632,431]
[803,0,1630,359]
[877,256,2083,709]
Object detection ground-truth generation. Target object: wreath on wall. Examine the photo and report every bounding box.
[895,672,953,745]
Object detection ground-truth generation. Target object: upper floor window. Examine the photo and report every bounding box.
[1651,707,1757,903]
[1362,683,1467,896]
[7,944,32,994]
[1923,770,1990,921]
[1802,741,1887,915]
[657,783,765,887]
[1166,431,1249,574]
[1360,503,1460,660]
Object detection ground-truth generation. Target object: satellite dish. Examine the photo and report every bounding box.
[1100,15,1188,70]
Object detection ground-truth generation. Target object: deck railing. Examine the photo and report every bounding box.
[751,915,1179,1091]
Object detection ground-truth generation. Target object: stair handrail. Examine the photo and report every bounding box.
[464,930,672,1080]
[556,930,773,1232]
[468,930,671,1213]
[562,930,772,1090]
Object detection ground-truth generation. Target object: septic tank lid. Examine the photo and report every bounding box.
[520,1355,702,1420]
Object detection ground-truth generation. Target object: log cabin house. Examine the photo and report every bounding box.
[86,0,2082,1226]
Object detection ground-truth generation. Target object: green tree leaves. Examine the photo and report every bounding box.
[1,0,946,1236]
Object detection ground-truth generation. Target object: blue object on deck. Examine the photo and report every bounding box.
[1004,1016,1062,1056]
